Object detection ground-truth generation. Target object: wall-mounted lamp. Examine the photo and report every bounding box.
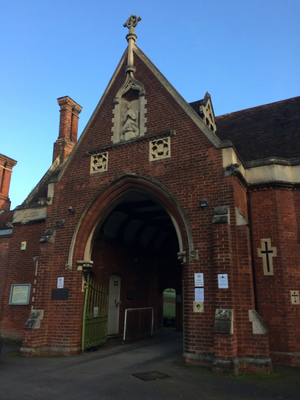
[56,220,65,227]
[68,206,75,215]
[199,199,208,208]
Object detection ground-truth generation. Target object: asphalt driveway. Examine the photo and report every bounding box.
[0,330,299,399]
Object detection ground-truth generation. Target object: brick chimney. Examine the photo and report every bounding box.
[0,154,17,211]
[53,96,82,163]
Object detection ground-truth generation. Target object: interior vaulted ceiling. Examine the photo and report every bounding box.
[100,193,176,253]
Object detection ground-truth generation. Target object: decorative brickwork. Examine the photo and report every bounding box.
[54,96,82,163]
[0,154,17,211]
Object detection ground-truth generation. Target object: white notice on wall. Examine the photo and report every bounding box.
[194,273,204,287]
[57,277,64,289]
[218,274,228,289]
[195,288,204,302]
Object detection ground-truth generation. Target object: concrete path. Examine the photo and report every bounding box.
[0,330,299,399]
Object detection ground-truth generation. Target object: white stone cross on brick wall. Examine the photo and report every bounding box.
[290,291,300,304]
[257,238,277,276]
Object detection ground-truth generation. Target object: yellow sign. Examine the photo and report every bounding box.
[193,302,204,313]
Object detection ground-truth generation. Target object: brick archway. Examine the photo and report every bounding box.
[69,174,193,268]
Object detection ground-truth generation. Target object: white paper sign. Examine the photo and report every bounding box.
[57,277,64,289]
[194,273,204,287]
[218,274,228,289]
[195,288,204,302]
[93,307,99,318]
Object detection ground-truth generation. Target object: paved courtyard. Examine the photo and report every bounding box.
[0,330,299,399]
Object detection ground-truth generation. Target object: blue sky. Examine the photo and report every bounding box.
[1,1,299,209]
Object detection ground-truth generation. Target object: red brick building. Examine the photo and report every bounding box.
[1,18,300,374]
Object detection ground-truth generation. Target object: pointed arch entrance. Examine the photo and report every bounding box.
[90,190,183,337]
[72,175,192,344]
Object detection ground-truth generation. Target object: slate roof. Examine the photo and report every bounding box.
[213,96,300,163]
[16,162,62,210]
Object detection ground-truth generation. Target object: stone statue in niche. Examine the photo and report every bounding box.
[111,84,146,144]
[121,101,139,141]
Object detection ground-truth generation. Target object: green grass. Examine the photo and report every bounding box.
[6,350,20,356]
[163,289,176,317]
[163,291,176,300]
[232,370,284,381]
[163,302,175,317]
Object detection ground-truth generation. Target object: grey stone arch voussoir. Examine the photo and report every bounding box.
[66,174,196,270]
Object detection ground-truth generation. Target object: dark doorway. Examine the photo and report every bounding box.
[90,191,183,338]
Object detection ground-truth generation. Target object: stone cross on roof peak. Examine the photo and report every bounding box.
[123,15,141,35]
[124,15,142,74]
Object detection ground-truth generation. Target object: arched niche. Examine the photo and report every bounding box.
[111,76,147,143]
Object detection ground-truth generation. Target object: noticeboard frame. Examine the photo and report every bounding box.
[9,284,31,305]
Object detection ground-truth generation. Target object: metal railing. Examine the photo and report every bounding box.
[123,307,154,341]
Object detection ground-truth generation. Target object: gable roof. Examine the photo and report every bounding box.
[133,46,227,148]
[13,46,300,212]
[57,44,232,182]
[189,92,217,133]
[213,96,300,164]
[15,157,62,209]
